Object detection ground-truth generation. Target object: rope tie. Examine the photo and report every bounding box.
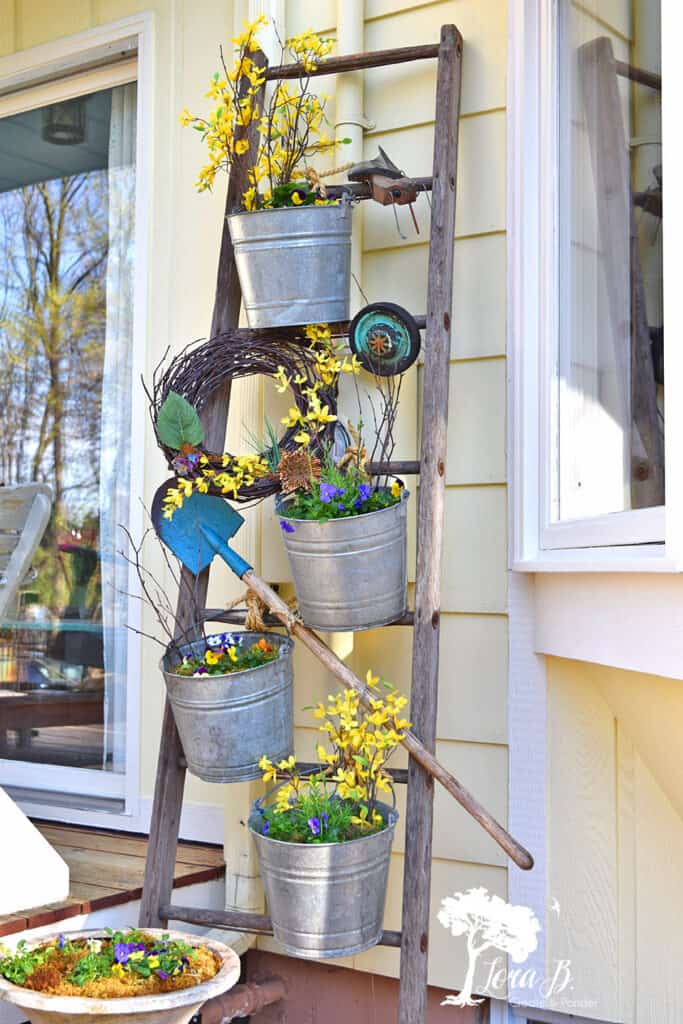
[223,589,299,632]
[305,160,355,198]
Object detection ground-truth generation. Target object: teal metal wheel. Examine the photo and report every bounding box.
[348,302,421,376]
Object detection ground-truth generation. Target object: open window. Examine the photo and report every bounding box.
[509,0,675,568]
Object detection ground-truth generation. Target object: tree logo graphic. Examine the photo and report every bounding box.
[437,886,541,1006]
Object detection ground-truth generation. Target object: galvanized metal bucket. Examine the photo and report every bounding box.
[249,799,398,959]
[277,491,409,631]
[227,204,352,328]
[161,631,294,784]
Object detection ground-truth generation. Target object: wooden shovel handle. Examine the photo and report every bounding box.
[242,571,534,871]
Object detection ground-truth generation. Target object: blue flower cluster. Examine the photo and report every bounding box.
[320,482,345,507]
[306,812,330,837]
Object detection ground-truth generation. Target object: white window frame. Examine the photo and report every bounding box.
[0,14,153,817]
[509,0,683,572]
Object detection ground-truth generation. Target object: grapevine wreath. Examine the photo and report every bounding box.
[147,325,360,513]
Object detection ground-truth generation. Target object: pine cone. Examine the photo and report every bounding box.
[278,450,322,493]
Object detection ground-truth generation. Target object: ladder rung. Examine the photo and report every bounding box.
[366,461,420,476]
[177,758,410,781]
[202,609,415,627]
[160,904,401,948]
[264,42,440,81]
[293,763,409,785]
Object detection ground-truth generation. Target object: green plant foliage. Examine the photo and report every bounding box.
[173,634,280,677]
[258,776,384,845]
[156,391,204,450]
[0,941,48,986]
[282,458,402,524]
[0,929,199,989]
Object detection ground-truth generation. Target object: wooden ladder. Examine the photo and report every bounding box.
[138,25,497,1022]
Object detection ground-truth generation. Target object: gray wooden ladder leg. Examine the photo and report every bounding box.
[398,25,463,1024]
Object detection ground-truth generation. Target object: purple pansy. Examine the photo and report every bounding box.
[262,820,270,835]
[358,483,371,502]
[319,482,337,504]
[157,970,169,980]
[307,816,322,836]
[114,942,146,964]
[171,451,202,478]
[57,934,66,949]
[337,504,345,512]
[280,519,295,533]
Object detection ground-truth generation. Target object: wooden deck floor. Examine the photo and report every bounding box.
[0,822,225,937]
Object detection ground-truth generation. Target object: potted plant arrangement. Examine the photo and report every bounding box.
[180,16,353,328]
[151,325,409,633]
[276,429,409,632]
[161,629,294,783]
[0,928,239,1024]
[249,674,410,959]
[123,522,294,784]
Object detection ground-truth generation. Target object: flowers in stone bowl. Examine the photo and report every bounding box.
[0,929,219,998]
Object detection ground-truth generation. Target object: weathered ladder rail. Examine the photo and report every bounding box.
[139,26,533,1024]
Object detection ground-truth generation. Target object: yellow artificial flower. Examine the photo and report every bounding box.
[259,755,277,782]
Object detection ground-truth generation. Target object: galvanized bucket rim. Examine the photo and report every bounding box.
[227,203,351,223]
[161,630,293,680]
[248,797,399,850]
[276,487,409,524]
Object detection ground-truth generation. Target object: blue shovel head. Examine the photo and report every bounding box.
[151,481,245,576]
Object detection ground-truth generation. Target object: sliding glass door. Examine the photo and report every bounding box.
[0,75,137,803]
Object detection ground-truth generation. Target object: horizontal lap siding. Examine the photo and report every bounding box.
[258,0,511,994]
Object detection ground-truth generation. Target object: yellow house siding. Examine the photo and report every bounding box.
[235,0,512,993]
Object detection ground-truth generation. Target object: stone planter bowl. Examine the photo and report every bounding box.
[0,929,240,1024]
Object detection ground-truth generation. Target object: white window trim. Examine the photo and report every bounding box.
[508,0,682,572]
[0,13,154,819]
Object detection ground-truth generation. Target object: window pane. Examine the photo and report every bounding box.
[0,83,136,773]
[557,2,663,521]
